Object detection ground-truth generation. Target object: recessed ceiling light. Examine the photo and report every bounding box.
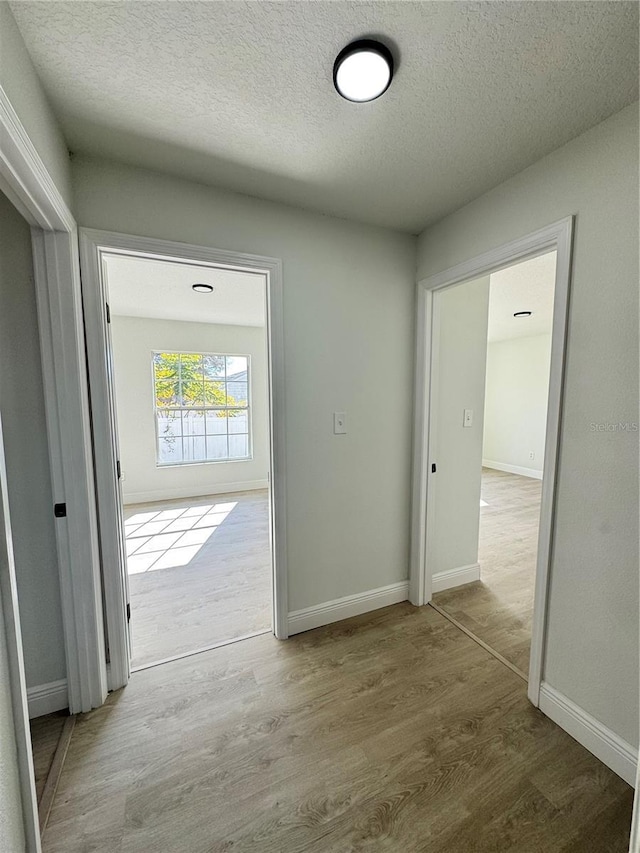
[513,311,532,317]
[192,283,214,294]
[333,39,394,103]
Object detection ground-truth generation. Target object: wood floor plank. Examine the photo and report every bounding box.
[38,715,76,833]
[42,603,632,853]
[433,467,542,673]
[124,489,272,667]
[30,711,68,803]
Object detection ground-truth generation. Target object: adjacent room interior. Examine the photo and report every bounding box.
[105,254,272,668]
[433,252,555,677]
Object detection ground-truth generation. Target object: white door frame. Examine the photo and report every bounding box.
[0,86,108,849]
[631,761,640,852]
[0,414,41,852]
[0,87,107,719]
[79,229,289,690]
[409,216,574,706]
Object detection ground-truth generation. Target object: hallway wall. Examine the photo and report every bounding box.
[0,2,73,209]
[72,155,418,613]
[417,103,639,747]
[0,191,66,691]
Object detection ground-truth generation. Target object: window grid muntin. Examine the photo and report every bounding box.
[153,351,251,466]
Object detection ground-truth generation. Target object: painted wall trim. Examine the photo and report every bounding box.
[539,682,638,787]
[31,232,108,714]
[27,680,68,720]
[1,82,108,720]
[431,563,481,593]
[288,581,409,635]
[0,85,73,232]
[630,761,640,851]
[482,459,543,480]
[123,479,269,506]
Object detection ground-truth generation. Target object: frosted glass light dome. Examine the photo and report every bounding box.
[334,40,394,103]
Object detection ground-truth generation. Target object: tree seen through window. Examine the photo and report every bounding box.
[153,352,250,464]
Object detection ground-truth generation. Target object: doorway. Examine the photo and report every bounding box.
[431,251,556,677]
[79,230,288,689]
[410,217,573,706]
[101,253,272,669]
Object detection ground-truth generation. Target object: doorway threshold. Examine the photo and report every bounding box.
[428,601,528,683]
[131,628,272,673]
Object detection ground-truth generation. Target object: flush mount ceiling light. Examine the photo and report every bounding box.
[333,39,394,103]
[513,311,532,317]
[192,283,214,294]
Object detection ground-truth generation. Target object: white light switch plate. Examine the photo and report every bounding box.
[463,408,473,428]
[334,412,347,434]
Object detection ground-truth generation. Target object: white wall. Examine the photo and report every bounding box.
[0,190,66,690]
[111,316,269,504]
[432,277,490,580]
[0,3,75,708]
[0,2,73,210]
[417,103,639,747]
[0,8,73,840]
[72,156,417,611]
[483,334,552,478]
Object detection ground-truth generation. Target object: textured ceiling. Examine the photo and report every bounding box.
[10,1,639,233]
[488,251,556,343]
[104,255,266,327]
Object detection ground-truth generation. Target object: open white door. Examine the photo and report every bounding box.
[101,263,132,662]
[79,244,131,692]
[426,276,490,595]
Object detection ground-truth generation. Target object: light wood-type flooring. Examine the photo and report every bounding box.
[42,603,632,853]
[123,489,272,668]
[30,711,67,803]
[433,468,542,675]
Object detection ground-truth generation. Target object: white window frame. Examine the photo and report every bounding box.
[152,350,253,467]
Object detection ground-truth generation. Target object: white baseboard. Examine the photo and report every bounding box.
[539,682,637,786]
[432,563,481,593]
[482,459,543,480]
[288,581,409,635]
[27,679,68,719]
[123,479,269,506]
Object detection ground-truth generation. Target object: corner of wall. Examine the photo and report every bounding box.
[0,3,74,211]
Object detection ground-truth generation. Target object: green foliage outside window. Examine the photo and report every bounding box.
[153,352,240,410]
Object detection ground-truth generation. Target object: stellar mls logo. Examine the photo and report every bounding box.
[590,422,639,432]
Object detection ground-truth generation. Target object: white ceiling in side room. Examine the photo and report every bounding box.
[103,255,266,327]
[10,2,639,233]
[487,251,556,343]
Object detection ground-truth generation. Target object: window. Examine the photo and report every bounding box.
[153,352,250,466]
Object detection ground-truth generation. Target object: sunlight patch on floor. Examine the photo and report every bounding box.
[124,501,238,573]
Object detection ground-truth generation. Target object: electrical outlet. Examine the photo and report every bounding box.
[529,452,535,460]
